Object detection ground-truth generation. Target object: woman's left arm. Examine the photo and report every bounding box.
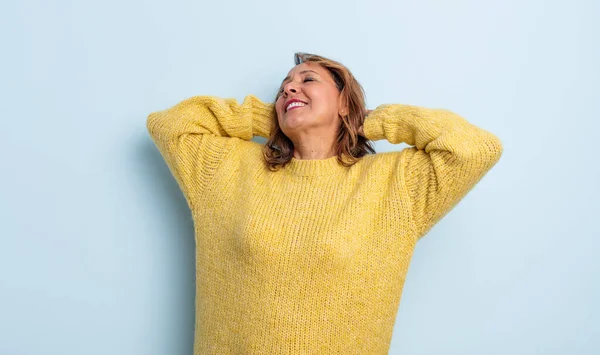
[362,104,504,241]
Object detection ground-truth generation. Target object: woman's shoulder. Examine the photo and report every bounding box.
[225,138,265,161]
[356,149,408,169]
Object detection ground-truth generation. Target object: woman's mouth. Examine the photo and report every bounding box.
[287,105,305,112]
[285,101,308,112]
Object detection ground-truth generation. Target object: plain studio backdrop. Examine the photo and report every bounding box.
[1,0,598,354]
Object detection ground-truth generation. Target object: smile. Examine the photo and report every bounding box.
[286,102,307,112]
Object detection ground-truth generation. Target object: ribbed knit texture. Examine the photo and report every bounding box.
[146,94,503,354]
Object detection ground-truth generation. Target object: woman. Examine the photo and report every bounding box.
[147,52,503,354]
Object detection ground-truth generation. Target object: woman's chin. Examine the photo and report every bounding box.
[283,114,308,129]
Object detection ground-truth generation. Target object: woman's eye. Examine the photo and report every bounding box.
[278,77,315,96]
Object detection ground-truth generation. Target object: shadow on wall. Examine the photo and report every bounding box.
[140,135,196,354]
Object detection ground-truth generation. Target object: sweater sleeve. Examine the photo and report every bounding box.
[146,94,275,209]
[362,103,504,241]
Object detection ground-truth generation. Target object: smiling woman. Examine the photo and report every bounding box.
[146,51,504,354]
[263,52,376,168]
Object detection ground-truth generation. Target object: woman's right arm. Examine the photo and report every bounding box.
[146,94,274,210]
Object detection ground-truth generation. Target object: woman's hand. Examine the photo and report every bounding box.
[358,109,373,137]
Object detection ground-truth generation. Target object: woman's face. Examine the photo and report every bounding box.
[275,62,345,139]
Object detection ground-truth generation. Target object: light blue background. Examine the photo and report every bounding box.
[1,0,598,354]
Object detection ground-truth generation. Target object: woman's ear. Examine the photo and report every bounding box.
[339,105,349,117]
[337,95,349,117]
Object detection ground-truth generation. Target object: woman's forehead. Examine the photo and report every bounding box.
[289,62,324,76]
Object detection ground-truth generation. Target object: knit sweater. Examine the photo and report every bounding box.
[146,94,503,354]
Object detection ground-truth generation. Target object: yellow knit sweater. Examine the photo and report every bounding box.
[146,94,503,354]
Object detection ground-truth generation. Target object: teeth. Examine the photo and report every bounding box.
[286,102,306,112]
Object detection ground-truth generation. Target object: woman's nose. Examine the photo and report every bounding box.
[283,82,298,96]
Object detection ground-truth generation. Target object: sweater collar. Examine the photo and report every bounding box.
[285,155,349,176]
